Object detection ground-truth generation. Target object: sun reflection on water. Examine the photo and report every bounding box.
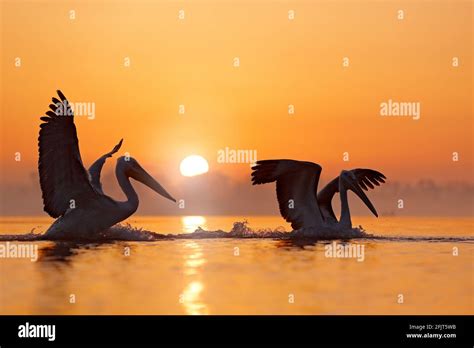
[181,241,209,315]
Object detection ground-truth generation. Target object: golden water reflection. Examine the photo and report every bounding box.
[181,241,209,315]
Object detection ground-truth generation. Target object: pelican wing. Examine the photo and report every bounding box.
[251,160,323,229]
[317,169,386,221]
[88,139,123,194]
[38,90,101,217]
[316,177,340,222]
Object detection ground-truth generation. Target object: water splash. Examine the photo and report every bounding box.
[177,221,289,239]
[0,220,472,243]
[0,232,43,241]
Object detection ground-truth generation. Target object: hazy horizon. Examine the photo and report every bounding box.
[1,167,473,216]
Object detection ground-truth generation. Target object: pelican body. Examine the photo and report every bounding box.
[251,160,386,234]
[39,91,176,239]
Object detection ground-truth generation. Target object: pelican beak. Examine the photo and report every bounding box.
[349,181,378,217]
[132,165,176,203]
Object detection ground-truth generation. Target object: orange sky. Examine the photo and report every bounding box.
[0,0,472,215]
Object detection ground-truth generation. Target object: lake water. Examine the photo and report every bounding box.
[0,215,472,314]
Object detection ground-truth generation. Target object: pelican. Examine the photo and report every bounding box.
[38,90,176,239]
[251,160,386,234]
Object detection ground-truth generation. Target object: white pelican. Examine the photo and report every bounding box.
[39,90,176,239]
[251,160,386,232]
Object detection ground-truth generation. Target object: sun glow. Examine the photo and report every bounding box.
[181,216,207,233]
[180,155,209,177]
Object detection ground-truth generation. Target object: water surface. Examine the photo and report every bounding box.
[0,216,472,314]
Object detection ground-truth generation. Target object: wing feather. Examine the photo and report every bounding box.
[317,168,386,221]
[88,139,123,194]
[38,90,100,217]
[252,160,323,229]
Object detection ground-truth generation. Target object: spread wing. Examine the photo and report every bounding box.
[88,139,123,194]
[317,169,386,221]
[251,160,324,229]
[38,90,101,218]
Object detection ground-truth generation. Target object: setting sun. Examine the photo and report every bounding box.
[180,155,209,177]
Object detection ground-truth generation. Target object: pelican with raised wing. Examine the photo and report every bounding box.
[251,160,386,234]
[39,90,176,239]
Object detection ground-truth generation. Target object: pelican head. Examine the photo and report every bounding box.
[117,156,176,202]
[340,170,378,217]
